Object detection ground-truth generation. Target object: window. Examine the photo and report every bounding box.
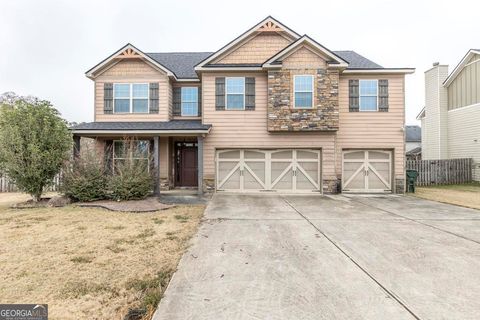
[113,83,149,113]
[359,80,378,111]
[113,140,150,171]
[226,77,245,110]
[181,87,198,116]
[294,75,314,108]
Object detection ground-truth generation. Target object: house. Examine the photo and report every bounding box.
[71,16,414,194]
[417,50,480,181]
[405,125,421,160]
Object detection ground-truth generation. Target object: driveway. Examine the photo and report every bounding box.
[154,194,480,320]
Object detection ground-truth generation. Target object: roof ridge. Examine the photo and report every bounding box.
[146,51,214,54]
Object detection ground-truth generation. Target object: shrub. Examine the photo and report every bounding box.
[108,157,154,201]
[61,144,108,202]
[0,94,72,201]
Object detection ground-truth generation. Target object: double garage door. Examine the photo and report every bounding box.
[216,149,321,193]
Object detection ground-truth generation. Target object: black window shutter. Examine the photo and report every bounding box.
[149,83,159,114]
[104,83,113,114]
[104,140,113,174]
[245,77,255,111]
[173,87,181,116]
[215,77,225,110]
[348,79,359,112]
[378,79,389,112]
[198,87,202,116]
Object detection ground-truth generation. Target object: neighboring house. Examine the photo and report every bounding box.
[405,125,422,160]
[71,16,414,194]
[418,50,480,181]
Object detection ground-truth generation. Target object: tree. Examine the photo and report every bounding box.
[0,94,72,201]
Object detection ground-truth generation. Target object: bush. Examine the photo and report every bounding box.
[0,94,72,201]
[108,158,153,201]
[61,145,108,202]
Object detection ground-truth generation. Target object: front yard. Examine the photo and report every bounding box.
[0,193,204,320]
[413,182,480,209]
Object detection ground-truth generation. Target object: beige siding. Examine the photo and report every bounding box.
[202,72,337,180]
[447,104,480,181]
[423,65,449,159]
[448,54,480,110]
[337,74,406,181]
[215,33,291,64]
[95,59,171,122]
[282,46,327,69]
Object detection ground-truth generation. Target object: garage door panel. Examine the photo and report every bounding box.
[217,149,321,193]
[342,150,392,193]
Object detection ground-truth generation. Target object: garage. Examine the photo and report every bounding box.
[342,150,392,193]
[216,149,321,193]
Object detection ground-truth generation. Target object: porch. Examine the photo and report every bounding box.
[70,120,211,195]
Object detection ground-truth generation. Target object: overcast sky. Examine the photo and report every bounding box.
[1,0,478,125]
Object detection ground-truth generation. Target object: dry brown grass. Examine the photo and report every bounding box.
[0,192,205,320]
[414,183,480,210]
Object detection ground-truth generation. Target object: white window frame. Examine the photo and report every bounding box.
[113,83,150,114]
[112,140,150,171]
[225,77,245,110]
[293,75,314,109]
[359,79,379,112]
[181,87,199,116]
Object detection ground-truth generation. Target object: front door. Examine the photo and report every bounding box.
[175,142,198,187]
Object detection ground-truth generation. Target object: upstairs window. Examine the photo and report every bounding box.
[113,83,149,113]
[226,77,245,110]
[294,75,314,108]
[359,80,378,111]
[181,87,199,116]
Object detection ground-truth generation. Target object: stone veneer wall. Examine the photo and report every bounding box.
[267,68,339,131]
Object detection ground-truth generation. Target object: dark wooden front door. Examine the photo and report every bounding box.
[175,142,198,187]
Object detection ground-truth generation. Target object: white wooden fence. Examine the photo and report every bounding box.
[406,158,473,186]
[0,172,61,192]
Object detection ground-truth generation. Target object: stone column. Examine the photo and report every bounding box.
[153,136,160,196]
[197,135,204,195]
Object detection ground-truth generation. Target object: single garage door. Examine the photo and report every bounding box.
[342,150,392,193]
[216,149,321,193]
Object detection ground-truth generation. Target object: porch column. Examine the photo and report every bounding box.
[153,136,160,196]
[73,135,81,159]
[197,135,204,195]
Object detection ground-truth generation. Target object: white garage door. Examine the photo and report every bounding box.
[216,149,321,193]
[342,150,392,193]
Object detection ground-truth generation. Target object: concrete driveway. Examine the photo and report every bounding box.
[154,194,480,320]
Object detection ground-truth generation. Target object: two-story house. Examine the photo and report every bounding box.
[71,16,414,194]
[417,50,480,181]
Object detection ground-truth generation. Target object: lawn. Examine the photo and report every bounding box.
[0,193,204,320]
[413,182,480,210]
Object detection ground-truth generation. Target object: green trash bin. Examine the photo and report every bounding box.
[406,170,418,193]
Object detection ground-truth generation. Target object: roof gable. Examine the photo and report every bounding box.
[444,49,480,87]
[263,35,348,68]
[195,16,300,70]
[86,43,176,79]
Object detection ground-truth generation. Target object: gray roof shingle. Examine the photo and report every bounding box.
[71,120,211,131]
[146,52,212,79]
[145,50,383,79]
[406,125,421,142]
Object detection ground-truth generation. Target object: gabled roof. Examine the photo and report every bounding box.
[263,35,348,68]
[195,16,300,70]
[334,51,382,69]
[147,52,212,79]
[406,146,422,156]
[443,49,480,87]
[406,125,421,142]
[85,43,177,80]
[416,107,426,120]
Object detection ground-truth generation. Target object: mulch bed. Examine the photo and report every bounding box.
[78,197,174,212]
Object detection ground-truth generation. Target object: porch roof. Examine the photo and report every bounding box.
[70,120,211,136]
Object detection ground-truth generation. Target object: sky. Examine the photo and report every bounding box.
[1,0,478,125]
